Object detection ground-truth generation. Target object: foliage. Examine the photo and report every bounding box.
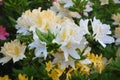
[0,0,120,80]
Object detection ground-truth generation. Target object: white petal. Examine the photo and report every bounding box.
[61,47,69,61]
[116,38,120,45]
[29,38,47,59]
[69,60,75,69]
[17,27,30,35]
[64,1,73,8]
[100,36,115,44]
[69,49,80,60]
[0,56,11,65]
[13,55,25,63]
[83,47,91,55]
[84,7,93,12]
[79,19,89,35]
[61,60,75,69]
[98,39,106,48]
[28,39,39,49]
[80,59,92,64]
[69,12,81,18]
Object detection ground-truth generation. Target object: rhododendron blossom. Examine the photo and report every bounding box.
[0,26,9,40]
[53,19,84,61]
[0,40,26,65]
[91,17,114,47]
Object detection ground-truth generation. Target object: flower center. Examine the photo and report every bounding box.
[61,30,67,41]
[14,46,19,55]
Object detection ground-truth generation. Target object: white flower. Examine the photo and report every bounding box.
[92,17,114,47]
[16,27,30,35]
[29,8,60,33]
[79,19,89,35]
[53,19,84,61]
[61,40,80,61]
[50,2,81,18]
[83,1,93,16]
[29,33,47,59]
[57,0,73,8]
[113,0,120,4]
[15,10,32,35]
[63,0,73,8]
[16,7,62,36]
[78,37,91,55]
[0,40,26,65]
[29,39,47,59]
[100,0,109,5]
[84,1,93,12]
[52,52,75,69]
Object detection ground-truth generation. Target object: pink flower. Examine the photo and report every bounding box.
[0,0,3,6]
[53,0,57,2]
[0,26,9,40]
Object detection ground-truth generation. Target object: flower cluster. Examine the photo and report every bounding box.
[0,0,120,80]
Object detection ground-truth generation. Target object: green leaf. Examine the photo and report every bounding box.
[69,0,87,13]
[71,71,88,80]
[35,28,55,43]
[109,57,120,71]
[36,28,48,42]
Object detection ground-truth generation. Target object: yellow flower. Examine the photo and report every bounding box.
[80,64,90,75]
[66,68,74,80]
[49,68,64,80]
[18,74,28,80]
[88,53,104,73]
[115,27,120,45]
[112,13,120,22]
[49,69,60,80]
[45,61,52,72]
[112,13,120,25]
[0,75,9,80]
[0,40,26,65]
[88,53,97,66]
[48,63,65,80]
[76,62,90,75]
